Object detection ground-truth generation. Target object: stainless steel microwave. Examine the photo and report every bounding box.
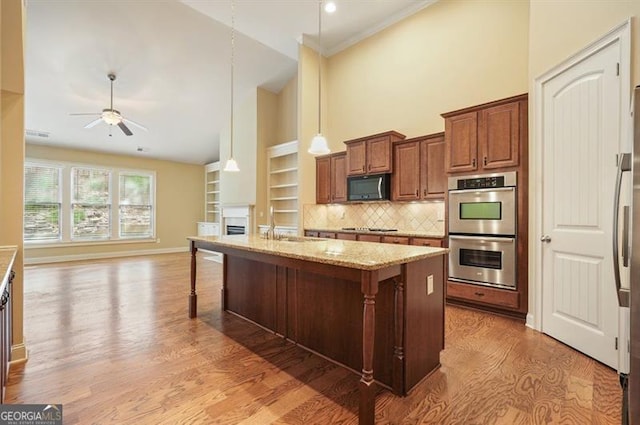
[347,173,391,201]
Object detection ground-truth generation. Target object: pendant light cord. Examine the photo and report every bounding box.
[230,0,235,159]
[317,0,322,135]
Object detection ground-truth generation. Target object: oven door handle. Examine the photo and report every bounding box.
[448,187,515,195]
[449,235,515,243]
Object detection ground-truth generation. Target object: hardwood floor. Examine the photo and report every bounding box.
[7,252,621,424]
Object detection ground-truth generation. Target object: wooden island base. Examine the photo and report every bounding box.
[188,237,445,425]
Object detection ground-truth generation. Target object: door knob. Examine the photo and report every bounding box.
[540,235,551,243]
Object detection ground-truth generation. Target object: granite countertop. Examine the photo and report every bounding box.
[305,228,445,238]
[189,235,448,271]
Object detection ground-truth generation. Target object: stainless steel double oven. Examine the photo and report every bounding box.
[448,171,517,290]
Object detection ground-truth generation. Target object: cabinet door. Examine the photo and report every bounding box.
[392,141,420,201]
[420,136,446,199]
[478,101,520,169]
[410,237,443,247]
[357,234,381,243]
[316,156,331,204]
[367,136,393,174]
[382,236,410,245]
[445,111,478,173]
[346,140,367,176]
[330,153,347,203]
[336,232,357,240]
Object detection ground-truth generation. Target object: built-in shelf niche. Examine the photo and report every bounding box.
[267,141,298,229]
[205,161,221,224]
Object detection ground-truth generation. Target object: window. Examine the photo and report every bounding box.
[23,160,156,244]
[24,164,61,241]
[72,167,111,240]
[119,173,153,238]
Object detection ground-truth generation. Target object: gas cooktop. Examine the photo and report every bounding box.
[341,227,398,232]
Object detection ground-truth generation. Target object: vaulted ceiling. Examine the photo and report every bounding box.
[24,0,435,164]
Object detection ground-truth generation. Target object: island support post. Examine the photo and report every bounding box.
[359,269,379,425]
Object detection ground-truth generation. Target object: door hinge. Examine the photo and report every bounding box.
[615,337,619,350]
[616,62,620,76]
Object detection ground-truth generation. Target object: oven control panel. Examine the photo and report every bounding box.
[448,171,516,191]
[456,176,504,190]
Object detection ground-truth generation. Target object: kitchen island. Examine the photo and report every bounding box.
[187,235,447,425]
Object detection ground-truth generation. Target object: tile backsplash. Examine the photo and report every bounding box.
[303,201,445,235]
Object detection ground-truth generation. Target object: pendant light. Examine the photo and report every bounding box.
[308,0,331,155]
[224,0,240,172]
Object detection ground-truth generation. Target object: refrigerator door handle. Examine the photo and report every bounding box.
[613,153,631,307]
[623,205,630,267]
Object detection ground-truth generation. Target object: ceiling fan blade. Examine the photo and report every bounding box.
[118,121,133,136]
[123,118,148,132]
[70,112,101,116]
[84,118,103,129]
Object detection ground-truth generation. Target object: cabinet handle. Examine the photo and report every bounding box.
[423,189,427,196]
[484,156,487,166]
[423,242,432,246]
[368,164,371,171]
[362,165,365,172]
[474,292,485,297]
[472,158,476,167]
[416,190,419,197]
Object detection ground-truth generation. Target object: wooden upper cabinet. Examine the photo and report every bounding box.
[444,111,478,173]
[330,152,347,203]
[478,101,520,169]
[421,134,446,199]
[316,152,347,204]
[346,140,367,175]
[392,140,420,201]
[392,133,445,201]
[345,131,405,176]
[316,155,331,204]
[442,94,527,174]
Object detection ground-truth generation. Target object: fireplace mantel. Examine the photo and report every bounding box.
[221,204,254,235]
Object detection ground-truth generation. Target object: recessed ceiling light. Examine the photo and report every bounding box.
[324,1,336,13]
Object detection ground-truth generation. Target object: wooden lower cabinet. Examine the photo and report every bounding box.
[410,238,443,247]
[382,236,409,245]
[446,281,519,310]
[357,234,382,243]
[223,254,444,394]
[305,231,445,250]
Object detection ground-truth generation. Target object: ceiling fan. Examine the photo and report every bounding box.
[71,73,147,136]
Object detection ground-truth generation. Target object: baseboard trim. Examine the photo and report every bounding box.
[25,247,189,265]
[10,342,28,364]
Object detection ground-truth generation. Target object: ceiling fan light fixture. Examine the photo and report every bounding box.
[101,110,122,126]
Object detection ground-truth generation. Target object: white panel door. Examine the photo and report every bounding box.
[541,40,621,368]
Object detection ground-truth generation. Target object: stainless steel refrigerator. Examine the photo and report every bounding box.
[620,84,640,425]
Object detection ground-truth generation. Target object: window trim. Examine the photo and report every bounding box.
[24,158,157,246]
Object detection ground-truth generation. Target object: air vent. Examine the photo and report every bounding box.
[25,129,50,138]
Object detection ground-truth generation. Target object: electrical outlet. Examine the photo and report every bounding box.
[156,238,161,244]
[427,275,434,295]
